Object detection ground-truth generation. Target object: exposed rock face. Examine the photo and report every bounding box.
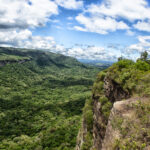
[104,77,130,102]
[76,76,150,150]
[75,118,88,150]
[101,97,140,150]
[92,76,130,150]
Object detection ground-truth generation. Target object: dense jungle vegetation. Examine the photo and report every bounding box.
[0,47,102,150]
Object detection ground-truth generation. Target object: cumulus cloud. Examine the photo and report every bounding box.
[0,0,64,53]
[0,27,124,61]
[75,14,129,34]
[55,0,83,10]
[23,36,56,50]
[133,21,150,32]
[0,0,58,30]
[74,0,150,34]
[128,36,150,53]
[0,29,32,46]
[86,0,150,21]
[0,29,56,50]
[62,45,119,60]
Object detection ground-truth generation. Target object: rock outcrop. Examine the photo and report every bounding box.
[75,118,88,150]
[76,76,130,150]
[104,77,130,102]
[92,76,130,150]
[101,97,144,150]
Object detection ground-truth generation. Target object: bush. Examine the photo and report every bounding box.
[83,99,93,131]
[117,59,134,70]
[99,96,112,119]
[135,60,150,71]
[99,96,108,105]
[81,132,93,150]
[97,71,106,81]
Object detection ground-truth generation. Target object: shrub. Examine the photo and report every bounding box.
[99,96,108,105]
[99,96,112,119]
[83,99,93,131]
[117,59,134,70]
[135,60,150,71]
[81,132,93,150]
[97,71,106,81]
[92,81,104,96]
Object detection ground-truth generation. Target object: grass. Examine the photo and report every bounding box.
[112,100,150,150]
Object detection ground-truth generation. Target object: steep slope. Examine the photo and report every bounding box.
[0,47,102,150]
[77,59,150,150]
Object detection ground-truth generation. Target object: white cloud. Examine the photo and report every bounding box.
[0,0,58,30]
[63,45,119,60]
[23,36,55,50]
[86,0,150,21]
[128,44,144,52]
[75,0,150,34]
[0,0,61,52]
[128,36,150,53]
[0,29,56,50]
[75,14,129,34]
[0,29,32,46]
[0,27,123,61]
[133,21,150,32]
[55,0,83,10]
[74,26,87,32]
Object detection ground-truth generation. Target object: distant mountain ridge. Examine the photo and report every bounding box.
[79,59,113,69]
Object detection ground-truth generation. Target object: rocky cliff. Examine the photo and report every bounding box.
[76,59,150,150]
[92,76,130,150]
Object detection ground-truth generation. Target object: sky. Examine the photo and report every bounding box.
[1,0,150,61]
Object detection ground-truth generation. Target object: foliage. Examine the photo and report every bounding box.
[0,53,30,61]
[0,47,101,150]
[81,132,93,150]
[83,99,93,131]
[99,96,112,119]
[81,99,93,150]
[135,60,150,71]
[118,56,124,61]
[106,59,150,94]
[141,51,148,61]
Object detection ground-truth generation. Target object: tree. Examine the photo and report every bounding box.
[118,56,124,61]
[137,51,150,64]
[141,51,148,61]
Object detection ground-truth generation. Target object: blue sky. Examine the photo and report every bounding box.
[1,0,150,61]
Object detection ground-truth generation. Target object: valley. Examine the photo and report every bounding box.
[0,47,103,150]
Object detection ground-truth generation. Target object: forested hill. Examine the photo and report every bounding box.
[0,47,87,68]
[0,47,103,150]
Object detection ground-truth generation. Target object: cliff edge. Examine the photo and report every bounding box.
[76,59,150,150]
